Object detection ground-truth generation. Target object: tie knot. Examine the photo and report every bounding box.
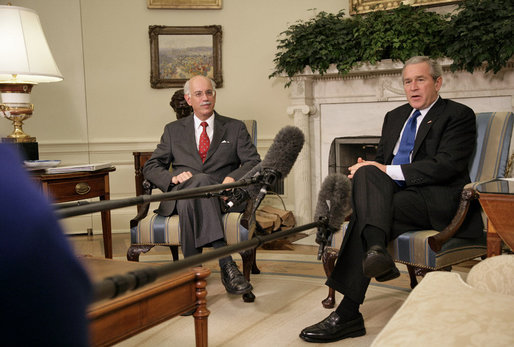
[200,121,208,129]
[412,110,421,118]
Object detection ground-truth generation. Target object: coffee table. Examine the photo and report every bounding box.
[84,257,210,346]
[475,179,514,257]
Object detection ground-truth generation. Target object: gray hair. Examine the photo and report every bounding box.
[402,56,443,80]
[183,76,217,96]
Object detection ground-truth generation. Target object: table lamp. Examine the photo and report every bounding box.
[0,4,63,160]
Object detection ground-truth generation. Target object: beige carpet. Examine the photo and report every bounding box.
[114,269,410,347]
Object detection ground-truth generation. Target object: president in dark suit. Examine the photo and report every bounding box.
[300,56,483,343]
[143,75,261,295]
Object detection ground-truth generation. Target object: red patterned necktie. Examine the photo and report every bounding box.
[198,121,210,162]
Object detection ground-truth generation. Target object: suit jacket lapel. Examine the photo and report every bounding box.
[412,97,445,158]
[384,109,411,163]
[205,112,226,162]
[183,116,202,164]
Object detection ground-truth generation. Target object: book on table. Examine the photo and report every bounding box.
[45,162,113,174]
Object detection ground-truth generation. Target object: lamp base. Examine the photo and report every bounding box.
[2,138,39,160]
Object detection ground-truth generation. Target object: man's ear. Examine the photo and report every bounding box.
[435,76,443,92]
[184,94,193,106]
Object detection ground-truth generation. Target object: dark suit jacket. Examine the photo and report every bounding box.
[143,112,261,216]
[375,97,483,238]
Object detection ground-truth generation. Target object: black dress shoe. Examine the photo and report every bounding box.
[362,245,400,281]
[300,312,366,343]
[220,261,253,294]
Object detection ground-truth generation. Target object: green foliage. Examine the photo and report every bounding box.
[445,0,514,73]
[354,5,449,64]
[270,2,514,85]
[270,10,359,85]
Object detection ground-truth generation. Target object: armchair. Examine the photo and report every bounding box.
[127,120,259,302]
[321,112,514,308]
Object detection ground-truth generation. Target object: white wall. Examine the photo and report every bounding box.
[0,0,347,233]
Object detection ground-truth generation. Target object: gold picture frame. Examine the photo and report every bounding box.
[149,25,223,89]
[147,0,222,9]
[349,0,460,15]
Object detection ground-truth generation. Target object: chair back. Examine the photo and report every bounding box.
[242,119,258,146]
[469,112,514,183]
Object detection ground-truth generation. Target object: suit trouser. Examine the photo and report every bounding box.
[326,165,432,304]
[175,173,226,257]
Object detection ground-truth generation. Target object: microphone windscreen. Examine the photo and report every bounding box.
[261,126,304,178]
[314,173,352,231]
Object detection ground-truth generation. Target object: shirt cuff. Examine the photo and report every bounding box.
[386,165,405,181]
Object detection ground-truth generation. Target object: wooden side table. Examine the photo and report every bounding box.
[32,167,116,258]
[476,179,514,257]
[85,258,210,347]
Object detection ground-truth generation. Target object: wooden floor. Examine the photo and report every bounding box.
[68,232,478,292]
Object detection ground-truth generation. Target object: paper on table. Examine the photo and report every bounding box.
[45,162,113,174]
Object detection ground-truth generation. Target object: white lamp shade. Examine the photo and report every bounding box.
[0,5,63,84]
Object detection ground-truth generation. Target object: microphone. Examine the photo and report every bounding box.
[221,163,262,212]
[314,173,352,260]
[237,126,305,229]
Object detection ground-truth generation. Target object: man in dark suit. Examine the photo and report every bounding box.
[300,56,483,343]
[144,75,261,295]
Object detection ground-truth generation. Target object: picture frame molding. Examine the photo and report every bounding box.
[147,0,222,10]
[149,25,223,89]
[349,0,460,15]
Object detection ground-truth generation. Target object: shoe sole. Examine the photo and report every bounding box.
[363,252,396,279]
[375,266,400,282]
[299,328,366,343]
[221,278,253,295]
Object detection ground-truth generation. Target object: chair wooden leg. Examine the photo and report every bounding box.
[251,248,260,274]
[406,265,419,289]
[321,248,339,309]
[240,248,256,303]
[127,245,154,262]
[170,245,179,261]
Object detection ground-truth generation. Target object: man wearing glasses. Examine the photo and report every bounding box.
[144,75,261,295]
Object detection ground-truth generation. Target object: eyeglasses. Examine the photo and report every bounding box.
[192,90,215,98]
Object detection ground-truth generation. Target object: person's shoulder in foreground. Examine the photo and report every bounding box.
[0,144,92,346]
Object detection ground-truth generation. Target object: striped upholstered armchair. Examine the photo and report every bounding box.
[127,120,259,302]
[321,111,514,308]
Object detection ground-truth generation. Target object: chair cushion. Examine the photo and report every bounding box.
[470,112,513,183]
[371,271,514,346]
[387,230,486,270]
[328,225,486,270]
[130,212,250,246]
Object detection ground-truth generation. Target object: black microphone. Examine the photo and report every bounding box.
[314,173,352,260]
[221,163,262,212]
[238,126,305,229]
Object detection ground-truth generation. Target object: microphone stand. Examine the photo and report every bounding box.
[93,220,322,302]
[55,177,259,219]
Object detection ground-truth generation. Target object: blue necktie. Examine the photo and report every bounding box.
[393,110,422,166]
[393,110,421,186]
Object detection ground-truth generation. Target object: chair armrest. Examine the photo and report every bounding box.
[130,179,156,228]
[428,188,479,252]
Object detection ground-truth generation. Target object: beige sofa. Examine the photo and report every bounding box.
[372,255,514,346]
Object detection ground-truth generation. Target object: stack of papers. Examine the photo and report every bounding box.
[45,162,113,174]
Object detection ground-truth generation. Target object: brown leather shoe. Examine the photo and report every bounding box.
[220,261,253,294]
[300,312,366,343]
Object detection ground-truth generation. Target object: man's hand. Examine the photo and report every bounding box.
[348,157,386,179]
[222,176,235,185]
[171,171,193,185]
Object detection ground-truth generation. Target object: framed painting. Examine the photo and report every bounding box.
[149,25,223,88]
[147,0,222,9]
[349,0,460,15]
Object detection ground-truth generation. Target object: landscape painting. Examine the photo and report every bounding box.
[150,25,223,88]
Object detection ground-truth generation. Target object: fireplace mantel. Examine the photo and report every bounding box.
[287,59,514,225]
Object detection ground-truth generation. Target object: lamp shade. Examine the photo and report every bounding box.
[0,5,63,84]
